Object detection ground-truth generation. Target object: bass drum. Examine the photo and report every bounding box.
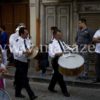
[58,53,84,76]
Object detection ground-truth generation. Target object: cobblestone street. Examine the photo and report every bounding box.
[4,79,100,100]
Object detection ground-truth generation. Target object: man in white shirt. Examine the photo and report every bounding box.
[13,27,37,100]
[9,23,25,53]
[48,30,73,97]
[9,24,25,65]
[93,29,100,83]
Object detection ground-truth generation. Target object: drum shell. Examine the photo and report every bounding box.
[58,53,84,76]
[59,65,84,76]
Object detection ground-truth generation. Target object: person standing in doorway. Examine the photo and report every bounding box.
[75,18,94,80]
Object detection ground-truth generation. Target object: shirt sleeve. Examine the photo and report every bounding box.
[48,43,55,58]
[93,30,99,38]
[2,32,8,44]
[63,42,74,51]
[9,35,14,53]
[75,32,78,42]
[88,29,95,43]
[12,41,24,57]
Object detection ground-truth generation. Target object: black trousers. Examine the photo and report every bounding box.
[95,53,100,80]
[48,56,68,94]
[14,60,35,98]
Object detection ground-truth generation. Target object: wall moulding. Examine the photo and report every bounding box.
[78,2,100,13]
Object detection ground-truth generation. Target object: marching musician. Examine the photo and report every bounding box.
[12,27,37,100]
[9,23,26,53]
[48,29,73,97]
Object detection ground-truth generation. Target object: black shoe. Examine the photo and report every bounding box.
[15,94,25,98]
[63,92,70,97]
[82,76,89,80]
[76,76,83,80]
[76,76,88,80]
[92,79,100,83]
[48,88,57,93]
[30,96,38,100]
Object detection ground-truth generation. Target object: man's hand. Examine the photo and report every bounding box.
[23,49,33,56]
[98,37,100,40]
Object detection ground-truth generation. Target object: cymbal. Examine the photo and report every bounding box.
[28,46,39,59]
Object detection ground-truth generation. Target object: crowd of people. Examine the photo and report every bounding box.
[0,18,100,99]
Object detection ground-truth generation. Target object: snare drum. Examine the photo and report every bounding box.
[58,53,84,76]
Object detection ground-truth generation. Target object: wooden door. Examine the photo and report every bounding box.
[0,4,13,36]
[45,6,56,43]
[57,6,70,42]
[44,5,70,44]
[14,4,30,32]
[0,3,30,36]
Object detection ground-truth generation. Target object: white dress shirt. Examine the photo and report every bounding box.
[13,36,31,62]
[9,26,25,53]
[9,32,19,53]
[49,39,73,58]
[93,30,100,53]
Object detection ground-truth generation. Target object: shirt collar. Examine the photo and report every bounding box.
[80,28,88,32]
[18,36,24,42]
[53,38,58,42]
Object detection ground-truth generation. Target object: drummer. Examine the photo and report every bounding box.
[48,29,73,97]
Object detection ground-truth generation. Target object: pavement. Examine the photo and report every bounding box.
[2,64,100,89]
[4,80,100,100]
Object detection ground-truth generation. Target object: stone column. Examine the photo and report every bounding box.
[72,0,79,43]
[36,0,40,46]
[29,0,36,44]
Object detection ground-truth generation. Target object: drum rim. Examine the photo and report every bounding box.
[58,53,84,69]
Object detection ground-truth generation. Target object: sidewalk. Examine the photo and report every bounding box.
[3,65,100,89]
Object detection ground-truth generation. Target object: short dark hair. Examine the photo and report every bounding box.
[53,29,61,36]
[51,26,58,31]
[79,18,87,25]
[19,27,27,36]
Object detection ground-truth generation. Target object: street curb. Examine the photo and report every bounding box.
[2,74,100,89]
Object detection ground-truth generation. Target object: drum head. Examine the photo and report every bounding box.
[58,53,84,69]
[0,89,11,100]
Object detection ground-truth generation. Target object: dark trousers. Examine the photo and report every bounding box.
[14,60,35,98]
[95,53,100,80]
[48,57,68,94]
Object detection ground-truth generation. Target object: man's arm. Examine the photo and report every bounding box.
[93,37,100,43]
[93,30,100,43]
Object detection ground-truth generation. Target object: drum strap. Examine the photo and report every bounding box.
[58,40,64,52]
